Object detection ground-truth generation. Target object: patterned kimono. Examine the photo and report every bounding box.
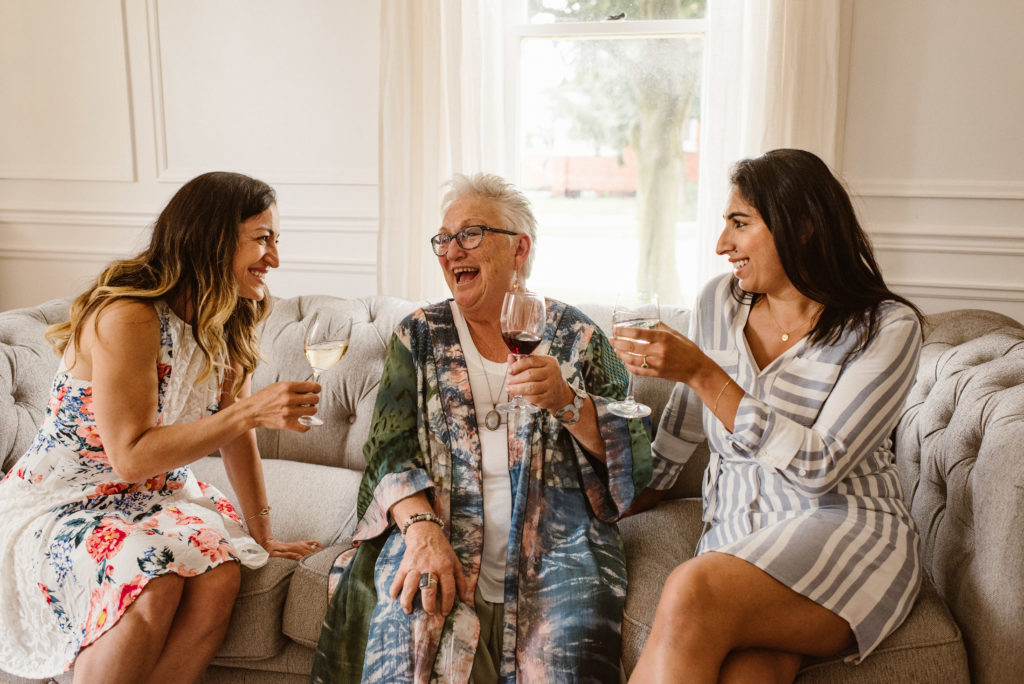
[312,299,652,684]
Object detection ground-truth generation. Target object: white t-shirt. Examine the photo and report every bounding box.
[451,302,512,603]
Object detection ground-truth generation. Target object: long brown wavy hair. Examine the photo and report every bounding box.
[47,171,277,397]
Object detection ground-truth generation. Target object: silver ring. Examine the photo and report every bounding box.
[418,572,437,589]
[641,355,649,369]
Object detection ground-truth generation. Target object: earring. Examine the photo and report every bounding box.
[512,273,519,291]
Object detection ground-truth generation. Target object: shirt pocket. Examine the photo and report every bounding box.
[769,356,843,426]
[704,348,739,376]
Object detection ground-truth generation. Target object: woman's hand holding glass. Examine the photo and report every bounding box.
[608,292,660,418]
[299,312,351,427]
[496,289,547,415]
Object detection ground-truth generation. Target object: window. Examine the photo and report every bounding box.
[507,1,707,307]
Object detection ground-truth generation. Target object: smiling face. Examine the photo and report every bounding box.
[716,188,792,295]
[232,204,280,301]
[438,195,530,320]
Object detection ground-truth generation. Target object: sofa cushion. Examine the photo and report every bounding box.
[189,457,362,660]
[618,498,969,682]
[283,540,351,648]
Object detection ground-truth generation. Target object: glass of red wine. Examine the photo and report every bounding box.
[496,289,546,415]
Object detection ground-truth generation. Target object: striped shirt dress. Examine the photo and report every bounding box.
[651,274,923,662]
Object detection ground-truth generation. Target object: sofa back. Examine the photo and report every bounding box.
[0,295,691,476]
[249,295,691,473]
[894,309,1024,683]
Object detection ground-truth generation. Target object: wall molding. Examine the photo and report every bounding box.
[869,223,1024,257]
[847,177,1024,200]
[0,208,377,233]
[889,279,1024,303]
[0,247,376,275]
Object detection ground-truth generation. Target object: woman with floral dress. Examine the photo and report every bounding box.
[0,172,323,683]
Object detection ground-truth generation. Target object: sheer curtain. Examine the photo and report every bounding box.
[692,0,846,296]
[377,0,505,300]
[378,1,846,301]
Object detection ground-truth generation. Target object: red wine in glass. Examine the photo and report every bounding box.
[496,290,546,415]
[502,331,542,356]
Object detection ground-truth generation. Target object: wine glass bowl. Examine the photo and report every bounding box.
[299,312,350,427]
[496,290,546,415]
[608,292,660,419]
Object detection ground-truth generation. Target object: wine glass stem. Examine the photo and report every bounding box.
[312,369,321,385]
[625,372,636,404]
[510,353,524,404]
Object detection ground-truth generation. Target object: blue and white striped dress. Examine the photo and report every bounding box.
[652,274,922,662]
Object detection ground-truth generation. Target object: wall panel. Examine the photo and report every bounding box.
[0,0,134,181]
[842,0,1024,323]
[150,0,378,185]
[0,1,381,312]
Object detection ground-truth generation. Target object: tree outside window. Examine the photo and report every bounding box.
[513,1,706,307]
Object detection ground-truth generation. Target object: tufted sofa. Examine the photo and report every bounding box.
[2,295,1022,683]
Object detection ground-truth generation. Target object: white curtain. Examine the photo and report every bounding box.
[691,0,845,299]
[378,0,846,302]
[377,0,505,300]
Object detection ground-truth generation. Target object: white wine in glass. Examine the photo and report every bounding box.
[608,292,660,419]
[299,312,350,427]
[496,289,546,415]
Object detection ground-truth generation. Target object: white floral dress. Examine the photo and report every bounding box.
[0,301,267,678]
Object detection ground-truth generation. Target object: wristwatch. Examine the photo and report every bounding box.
[554,384,587,425]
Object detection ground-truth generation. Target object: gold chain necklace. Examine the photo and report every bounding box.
[764,297,820,342]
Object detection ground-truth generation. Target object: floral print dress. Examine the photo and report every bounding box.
[0,301,268,679]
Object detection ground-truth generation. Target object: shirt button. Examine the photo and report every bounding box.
[798,468,807,476]
[347,415,357,424]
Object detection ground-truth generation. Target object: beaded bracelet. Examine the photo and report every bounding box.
[400,511,445,536]
[244,506,271,523]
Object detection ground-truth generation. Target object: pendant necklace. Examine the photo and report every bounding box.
[764,297,819,342]
[471,338,505,431]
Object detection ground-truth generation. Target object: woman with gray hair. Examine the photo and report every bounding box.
[312,172,652,683]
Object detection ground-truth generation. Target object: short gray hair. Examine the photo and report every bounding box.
[441,172,538,278]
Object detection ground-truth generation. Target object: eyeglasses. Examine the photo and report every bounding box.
[430,225,518,256]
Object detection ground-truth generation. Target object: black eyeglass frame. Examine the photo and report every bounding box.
[430,225,518,256]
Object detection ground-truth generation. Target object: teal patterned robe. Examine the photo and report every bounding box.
[312,299,652,684]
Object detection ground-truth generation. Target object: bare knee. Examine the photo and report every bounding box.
[658,559,716,616]
[182,562,241,628]
[130,573,187,625]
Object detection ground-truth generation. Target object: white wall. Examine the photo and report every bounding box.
[840,0,1024,321]
[2,0,1022,321]
[0,0,380,311]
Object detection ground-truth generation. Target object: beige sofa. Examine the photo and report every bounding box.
[3,294,1023,683]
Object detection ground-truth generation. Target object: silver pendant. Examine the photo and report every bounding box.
[484,409,502,431]
[781,333,790,342]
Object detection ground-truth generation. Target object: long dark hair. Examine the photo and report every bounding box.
[728,149,921,354]
[48,171,277,395]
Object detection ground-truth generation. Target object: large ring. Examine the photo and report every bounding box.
[641,355,649,369]
[418,572,437,589]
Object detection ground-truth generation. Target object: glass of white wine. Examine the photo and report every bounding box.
[299,312,350,427]
[608,291,660,419]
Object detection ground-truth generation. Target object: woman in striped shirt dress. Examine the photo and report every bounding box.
[612,149,924,683]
